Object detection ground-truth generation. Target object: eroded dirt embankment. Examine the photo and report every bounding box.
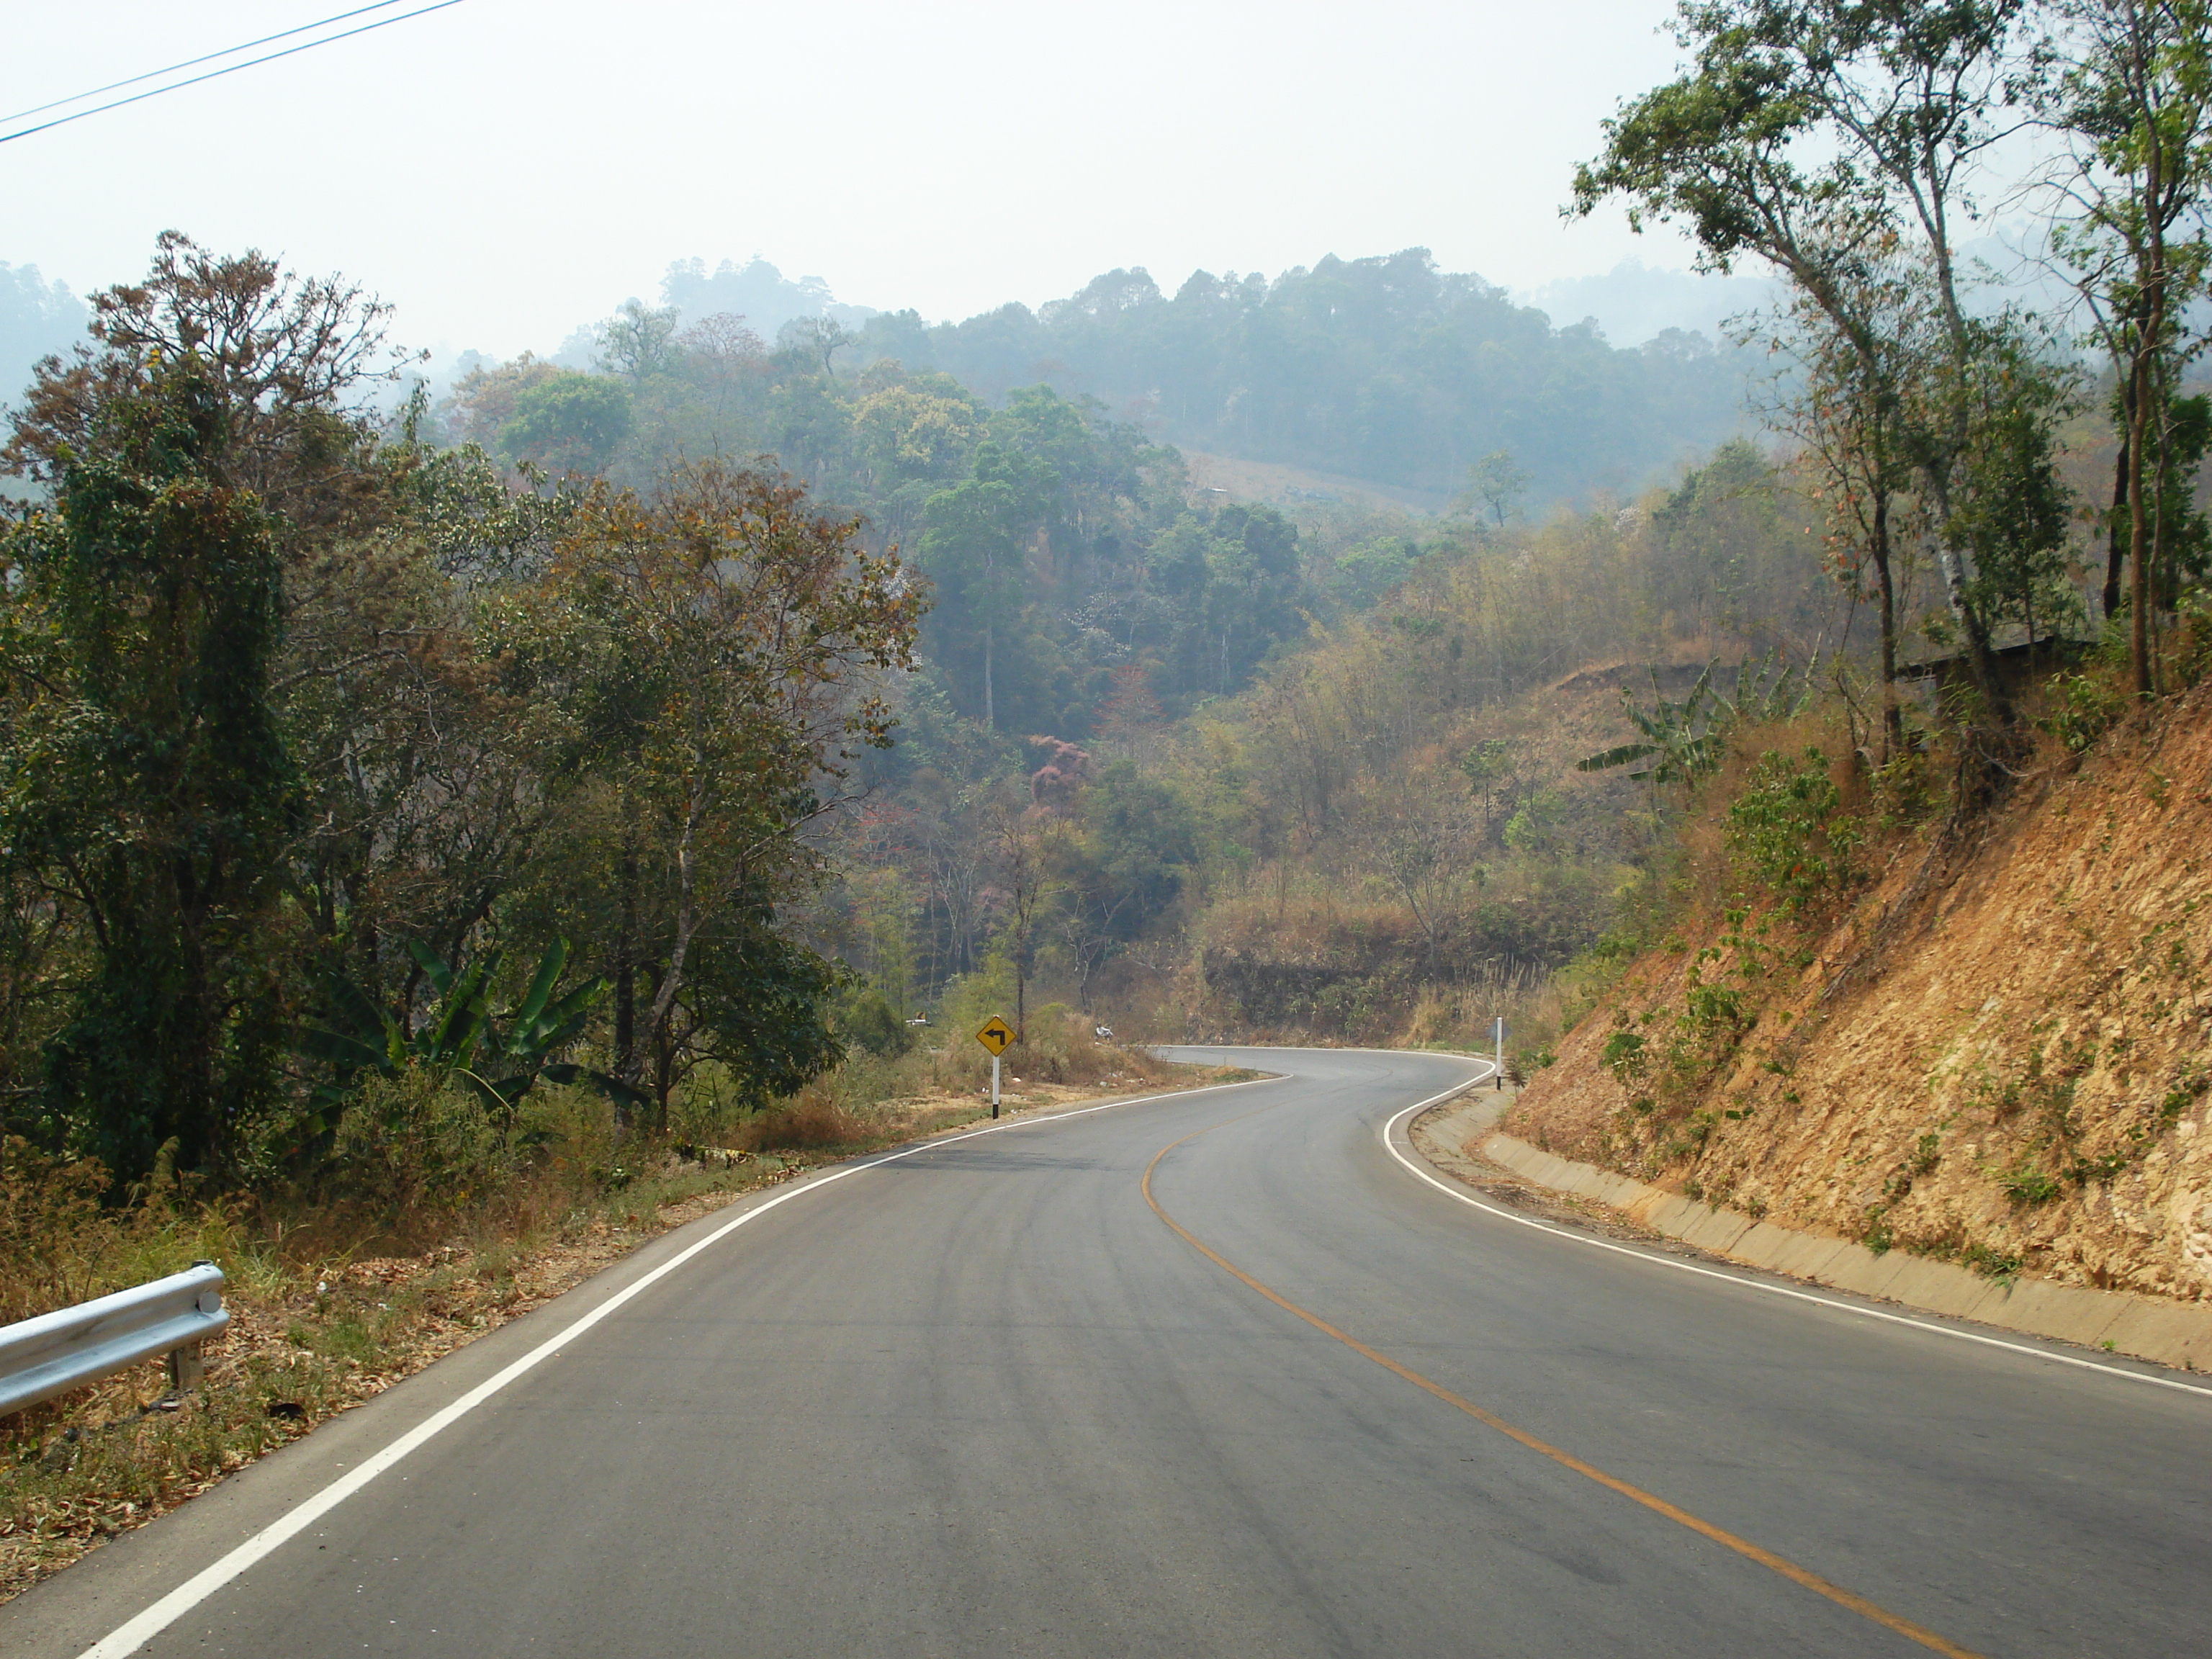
[1510,683,2212,1308]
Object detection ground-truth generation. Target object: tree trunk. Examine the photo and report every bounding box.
[1916,171,2011,727]
[2105,392,2131,624]
[1924,473,2011,722]
[613,842,637,1084]
[2131,73,2171,698]
[653,1025,675,1133]
[2129,344,2157,696]
[2132,358,2149,694]
[1872,491,1902,762]
[636,775,705,1082]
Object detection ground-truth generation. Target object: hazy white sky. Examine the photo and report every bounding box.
[1,0,1711,357]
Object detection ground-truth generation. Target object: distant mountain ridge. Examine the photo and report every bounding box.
[836,249,1756,503]
[5,244,1760,509]
[660,256,881,340]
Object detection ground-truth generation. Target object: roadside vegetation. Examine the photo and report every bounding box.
[1498,0,2212,1311]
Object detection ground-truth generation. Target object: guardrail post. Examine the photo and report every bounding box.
[167,1264,220,1391]
[167,1338,204,1392]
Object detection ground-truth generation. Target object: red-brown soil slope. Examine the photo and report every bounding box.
[1511,683,2212,1305]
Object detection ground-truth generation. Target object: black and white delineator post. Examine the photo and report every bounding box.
[1494,1015,1505,1090]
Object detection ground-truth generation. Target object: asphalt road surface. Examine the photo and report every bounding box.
[6,1046,2211,1658]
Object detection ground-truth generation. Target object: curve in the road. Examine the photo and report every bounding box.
[1143,1092,1982,1658]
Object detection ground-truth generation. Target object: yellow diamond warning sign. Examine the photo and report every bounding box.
[973,1016,1015,1056]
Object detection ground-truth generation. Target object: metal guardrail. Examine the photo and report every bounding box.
[0,1262,228,1417]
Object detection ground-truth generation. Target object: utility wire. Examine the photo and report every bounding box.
[0,0,467,145]
[0,1,414,127]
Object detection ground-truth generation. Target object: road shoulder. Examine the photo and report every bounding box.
[1407,1091,2212,1378]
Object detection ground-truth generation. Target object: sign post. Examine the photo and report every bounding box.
[974,1016,1015,1119]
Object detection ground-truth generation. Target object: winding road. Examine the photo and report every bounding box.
[6,1046,2211,1658]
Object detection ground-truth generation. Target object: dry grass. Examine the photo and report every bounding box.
[1402,968,1570,1074]
[802,1006,1184,1108]
[730,1095,871,1151]
[0,1141,809,1603]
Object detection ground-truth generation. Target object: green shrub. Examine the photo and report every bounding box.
[1870,745,1938,827]
[1995,1163,2062,1204]
[835,986,914,1058]
[2038,671,2124,755]
[1725,747,1860,914]
[1600,1026,1647,1081]
[1682,976,1748,1035]
[2173,589,2212,688]
[1959,1240,2023,1280]
[333,1070,513,1218]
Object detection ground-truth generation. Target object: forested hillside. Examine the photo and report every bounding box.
[820,438,1837,1054]
[416,245,1763,742]
[783,0,2212,1215]
[0,264,84,380]
[0,264,84,496]
[851,250,1754,499]
[479,247,1756,507]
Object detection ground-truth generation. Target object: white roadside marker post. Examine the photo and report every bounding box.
[1494,1015,1505,1090]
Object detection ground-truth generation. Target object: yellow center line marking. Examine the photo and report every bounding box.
[1141,1120,1988,1659]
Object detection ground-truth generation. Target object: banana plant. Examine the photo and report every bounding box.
[1575,662,1729,784]
[1575,650,1818,787]
[473,938,643,1111]
[302,938,643,1120]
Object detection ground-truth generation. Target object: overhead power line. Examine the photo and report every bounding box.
[0,1,415,127]
[0,0,468,146]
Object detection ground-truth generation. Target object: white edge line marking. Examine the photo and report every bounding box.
[1378,1081,2212,1403]
[75,1073,1280,1659]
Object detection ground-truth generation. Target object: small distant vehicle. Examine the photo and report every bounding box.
[1094,1025,1114,1040]
[907,1014,930,1026]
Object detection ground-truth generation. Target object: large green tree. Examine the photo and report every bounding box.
[508,461,922,1117]
[0,361,292,1177]
[917,441,1055,729]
